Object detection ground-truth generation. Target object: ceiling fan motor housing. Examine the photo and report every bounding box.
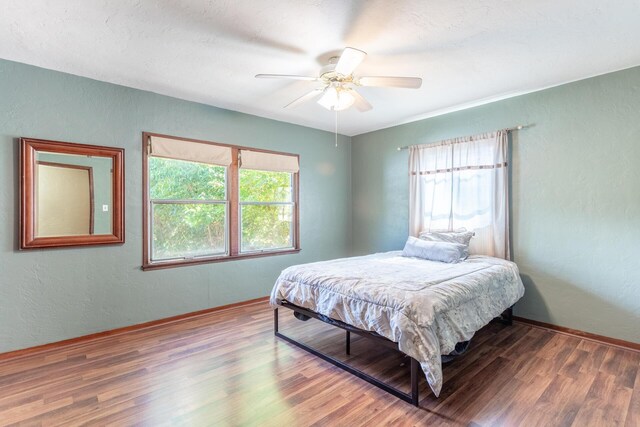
[320,56,355,83]
[320,63,340,81]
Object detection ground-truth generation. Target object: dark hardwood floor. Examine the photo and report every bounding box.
[0,301,638,426]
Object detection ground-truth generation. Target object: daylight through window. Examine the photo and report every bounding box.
[143,134,299,269]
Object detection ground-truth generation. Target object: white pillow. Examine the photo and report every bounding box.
[402,236,468,263]
[418,228,475,247]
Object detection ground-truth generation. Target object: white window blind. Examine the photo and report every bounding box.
[239,149,299,173]
[149,136,232,167]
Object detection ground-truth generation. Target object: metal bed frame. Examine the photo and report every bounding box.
[274,300,513,406]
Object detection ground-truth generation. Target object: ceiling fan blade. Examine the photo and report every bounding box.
[349,89,373,112]
[358,76,422,88]
[284,88,324,108]
[255,74,318,81]
[335,47,367,76]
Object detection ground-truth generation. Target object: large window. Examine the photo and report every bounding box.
[408,130,509,259]
[143,133,299,270]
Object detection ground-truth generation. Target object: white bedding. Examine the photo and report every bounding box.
[270,251,525,396]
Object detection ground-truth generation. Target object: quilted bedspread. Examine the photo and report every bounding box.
[270,251,525,396]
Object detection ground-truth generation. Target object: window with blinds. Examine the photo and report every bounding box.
[143,133,299,269]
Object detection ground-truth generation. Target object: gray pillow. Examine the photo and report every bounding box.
[402,237,468,263]
[418,228,475,247]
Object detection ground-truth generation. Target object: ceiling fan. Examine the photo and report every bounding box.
[255,47,422,112]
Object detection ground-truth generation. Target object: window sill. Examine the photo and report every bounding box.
[142,248,301,271]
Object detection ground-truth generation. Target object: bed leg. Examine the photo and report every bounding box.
[274,308,279,334]
[346,331,351,355]
[501,307,513,326]
[410,357,420,406]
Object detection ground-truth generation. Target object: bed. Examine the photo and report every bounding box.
[270,251,525,403]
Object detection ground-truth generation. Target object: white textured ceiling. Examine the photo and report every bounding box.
[1,1,639,136]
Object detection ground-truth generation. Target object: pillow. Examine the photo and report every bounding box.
[418,228,475,247]
[401,236,468,263]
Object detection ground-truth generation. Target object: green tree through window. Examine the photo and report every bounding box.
[149,157,227,260]
[148,157,295,262]
[239,169,293,252]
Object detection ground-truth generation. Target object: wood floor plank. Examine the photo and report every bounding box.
[520,373,595,427]
[615,350,640,389]
[422,357,514,424]
[559,348,591,379]
[483,374,553,426]
[577,339,609,375]
[571,371,633,427]
[514,334,579,383]
[626,366,640,427]
[0,302,637,426]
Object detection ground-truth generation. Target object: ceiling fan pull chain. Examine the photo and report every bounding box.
[335,110,338,148]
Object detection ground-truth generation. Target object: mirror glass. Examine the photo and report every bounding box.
[20,137,124,249]
[34,152,113,237]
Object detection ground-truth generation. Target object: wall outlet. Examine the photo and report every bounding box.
[102,205,109,212]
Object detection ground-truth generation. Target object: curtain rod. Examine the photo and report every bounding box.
[396,124,531,151]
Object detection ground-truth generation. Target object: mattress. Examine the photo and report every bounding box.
[270,251,525,396]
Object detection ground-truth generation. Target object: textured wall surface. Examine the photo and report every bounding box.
[352,66,640,343]
[0,59,352,353]
[2,58,639,352]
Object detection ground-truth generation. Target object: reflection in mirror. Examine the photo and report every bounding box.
[34,152,113,237]
[20,138,124,249]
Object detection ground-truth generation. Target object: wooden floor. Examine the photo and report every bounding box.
[1,302,638,426]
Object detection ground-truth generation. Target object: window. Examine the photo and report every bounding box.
[143,133,299,270]
[409,130,509,259]
[240,169,294,252]
[149,157,227,261]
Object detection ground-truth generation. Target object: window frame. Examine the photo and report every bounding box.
[142,132,300,270]
[239,172,295,254]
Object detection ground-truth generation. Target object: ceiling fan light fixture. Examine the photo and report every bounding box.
[334,89,355,111]
[317,85,355,111]
[317,86,338,110]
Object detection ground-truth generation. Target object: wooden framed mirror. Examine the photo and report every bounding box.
[20,137,124,249]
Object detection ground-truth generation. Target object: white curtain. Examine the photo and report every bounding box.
[409,130,510,259]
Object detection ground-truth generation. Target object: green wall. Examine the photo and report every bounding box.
[352,66,640,343]
[2,58,638,352]
[0,59,352,353]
